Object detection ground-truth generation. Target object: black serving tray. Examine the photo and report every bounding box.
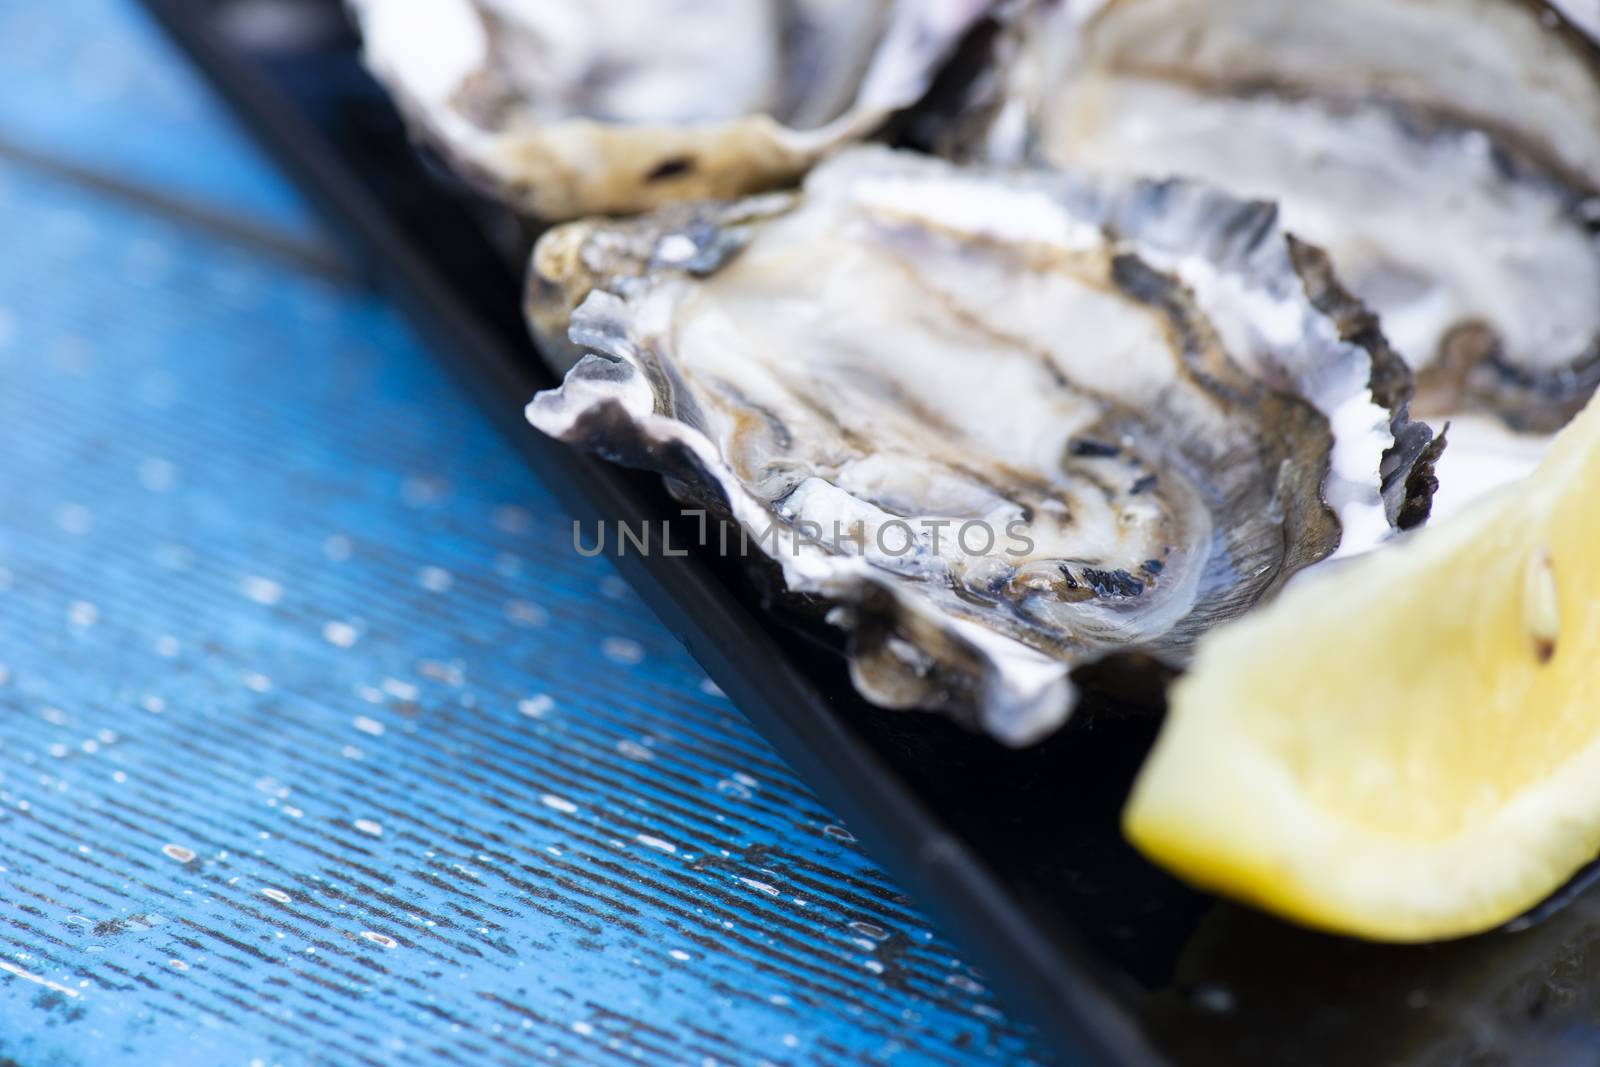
[137,3,1600,1064]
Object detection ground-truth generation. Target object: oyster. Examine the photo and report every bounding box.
[525,148,1438,744]
[969,0,1600,516]
[347,0,996,220]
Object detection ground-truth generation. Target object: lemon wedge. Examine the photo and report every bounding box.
[1124,396,1600,942]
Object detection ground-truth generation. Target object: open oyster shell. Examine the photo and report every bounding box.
[347,0,996,220]
[966,0,1600,518]
[525,148,1438,744]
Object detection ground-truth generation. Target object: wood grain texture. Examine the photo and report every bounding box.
[0,4,1047,1063]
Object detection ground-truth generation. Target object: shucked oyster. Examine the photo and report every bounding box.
[348,0,995,220]
[968,0,1600,518]
[525,148,1438,744]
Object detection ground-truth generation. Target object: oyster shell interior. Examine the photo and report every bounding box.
[348,0,995,219]
[526,148,1436,743]
[977,0,1600,518]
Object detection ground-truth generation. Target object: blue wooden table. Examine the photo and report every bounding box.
[0,2,1048,1063]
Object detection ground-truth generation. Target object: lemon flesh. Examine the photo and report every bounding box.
[1124,396,1600,942]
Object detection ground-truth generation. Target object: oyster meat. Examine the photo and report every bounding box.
[525,148,1437,743]
[348,0,995,220]
[970,0,1600,519]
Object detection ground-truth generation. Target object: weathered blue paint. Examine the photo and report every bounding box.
[0,0,316,237]
[0,4,1047,1064]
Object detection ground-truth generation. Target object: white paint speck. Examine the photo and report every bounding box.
[242,672,272,693]
[636,835,676,853]
[417,566,452,593]
[323,535,352,562]
[616,740,655,762]
[162,844,196,863]
[353,716,385,737]
[242,576,283,606]
[260,888,292,904]
[418,660,462,685]
[946,974,985,994]
[353,819,383,837]
[540,795,578,815]
[517,694,554,719]
[601,638,644,666]
[739,877,781,897]
[67,601,99,627]
[41,707,68,726]
[381,678,419,701]
[0,960,80,998]
[571,1021,594,1037]
[668,949,691,962]
[154,635,180,658]
[504,600,548,627]
[322,621,359,648]
[360,931,398,949]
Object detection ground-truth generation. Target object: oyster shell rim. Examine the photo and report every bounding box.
[346,0,1003,221]
[960,0,1600,437]
[524,148,1441,744]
